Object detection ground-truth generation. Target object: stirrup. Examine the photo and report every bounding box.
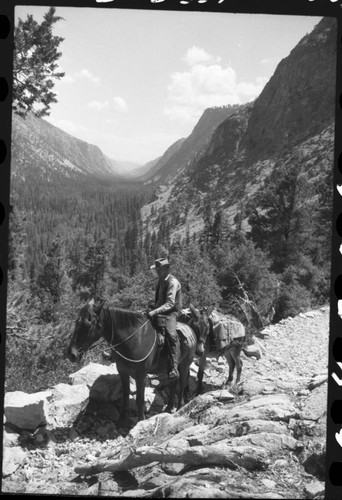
[168,368,179,380]
[102,350,114,360]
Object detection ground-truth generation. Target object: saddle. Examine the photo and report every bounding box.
[152,315,197,349]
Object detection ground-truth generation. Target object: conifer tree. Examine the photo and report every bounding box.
[13,6,65,118]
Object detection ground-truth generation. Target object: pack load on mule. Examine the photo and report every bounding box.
[209,309,246,352]
[178,306,247,393]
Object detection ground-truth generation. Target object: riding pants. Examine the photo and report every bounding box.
[164,312,180,370]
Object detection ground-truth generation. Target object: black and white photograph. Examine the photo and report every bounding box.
[1,1,339,497]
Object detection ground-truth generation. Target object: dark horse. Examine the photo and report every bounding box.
[67,300,210,421]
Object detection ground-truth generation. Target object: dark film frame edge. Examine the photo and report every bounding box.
[0,2,13,492]
[1,0,342,497]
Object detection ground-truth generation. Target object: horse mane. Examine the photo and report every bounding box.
[104,306,145,330]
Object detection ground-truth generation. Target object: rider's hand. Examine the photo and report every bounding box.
[147,310,155,320]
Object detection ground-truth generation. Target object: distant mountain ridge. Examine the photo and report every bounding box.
[12,114,124,180]
[104,156,142,177]
[140,105,246,184]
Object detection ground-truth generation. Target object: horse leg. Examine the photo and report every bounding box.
[196,353,206,395]
[135,373,146,421]
[226,351,235,385]
[118,370,130,423]
[165,379,177,413]
[177,363,189,410]
[232,349,243,385]
[184,368,190,403]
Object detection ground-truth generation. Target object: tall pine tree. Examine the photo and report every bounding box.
[13,6,65,118]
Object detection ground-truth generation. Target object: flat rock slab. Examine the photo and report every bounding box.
[198,393,299,427]
[69,362,118,386]
[4,390,52,431]
[300,383,327,421]
[2,446,27,477]
[229,431,302,454]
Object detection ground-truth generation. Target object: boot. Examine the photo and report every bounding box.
[167,336,180,379]
[168,367,179,379]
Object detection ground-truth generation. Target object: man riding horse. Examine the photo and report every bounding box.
[147,257,182,380]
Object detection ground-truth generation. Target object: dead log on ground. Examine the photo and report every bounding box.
[75,440,269,476]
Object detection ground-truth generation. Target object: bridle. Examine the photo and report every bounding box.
[86,306,157,363]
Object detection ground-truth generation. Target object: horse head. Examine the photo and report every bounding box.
[188,303,214,356]
[67,298,105,363]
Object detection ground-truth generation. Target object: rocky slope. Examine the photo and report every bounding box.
[2,306,329,498]
[241,17,336,161]
[11,113,122,181]
[141,17,336,241]
[140,105,246,185]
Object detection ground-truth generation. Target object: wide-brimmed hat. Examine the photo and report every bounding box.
[150,257,169,270]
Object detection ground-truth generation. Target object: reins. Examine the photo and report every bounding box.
[102,308,157,363]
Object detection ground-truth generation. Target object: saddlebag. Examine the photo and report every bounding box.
[213,323,229,351]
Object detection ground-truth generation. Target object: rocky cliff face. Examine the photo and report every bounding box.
[141,17,336,240]
[139,137,186,183]
[242,16,337,160]
[141,105,246,185]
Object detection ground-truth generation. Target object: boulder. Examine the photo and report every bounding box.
[300,383,327,421]
[47,383,89,428]
[303,480,325,499]
[302,450,326,480]
[88,374,122,403]
[3,429,21,447]
[69,362,118,386]
[145,387,165,413]
[4,390,51,431]
[2,446,27,477]
[241,379,266,397]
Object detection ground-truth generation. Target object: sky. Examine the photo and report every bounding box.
[15,6,321,168]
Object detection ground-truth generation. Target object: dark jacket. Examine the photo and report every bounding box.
[153,274,182,315]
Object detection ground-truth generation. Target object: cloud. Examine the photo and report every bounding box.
[113,96,128,112]
[86,97,128,113]
[87,100,110,110]
[58,68,100,84]
[165,49,267,122]
[183,46,221,66]
[74,69,101,84]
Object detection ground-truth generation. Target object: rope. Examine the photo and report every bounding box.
[105,310,157,363]
[111,332,157,363]
[112,318,149,348]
